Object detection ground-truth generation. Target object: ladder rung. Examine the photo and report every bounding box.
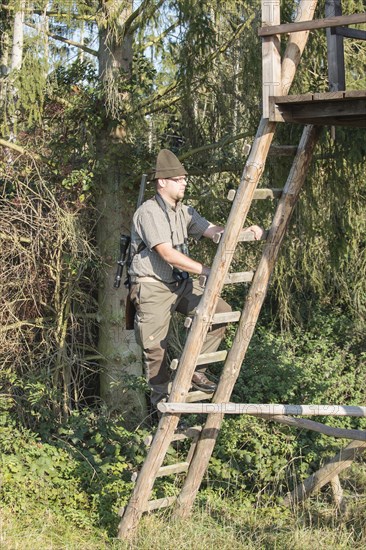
[196,350,227,365]
[214,229,268,244]
[157,461,189,478]
[119,496,176,517]
[224,272,254,284]
[143,426,202,447]
[185,311,240,327]
[131,461,189,482]
[171,350,227,371]
[173,426,202,441]
[185,311,241,329]
[238,229,268,242]
[212,311,241,324]
[185,390,214,402]
[227,188,283,201]
[269,145,297,156]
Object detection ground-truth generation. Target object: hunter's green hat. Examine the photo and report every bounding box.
[152,149,187,180]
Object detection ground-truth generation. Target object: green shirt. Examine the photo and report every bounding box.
[129,194,210,283]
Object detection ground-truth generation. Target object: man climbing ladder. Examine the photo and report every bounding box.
[128,149,263,409]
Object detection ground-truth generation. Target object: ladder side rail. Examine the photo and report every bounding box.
[173,124,322,519]
[118,0,318,539]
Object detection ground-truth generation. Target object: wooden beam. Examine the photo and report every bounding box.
[265,415,366,442]
[333,26,366,40]
[227,188,283,201]
[158,402,366,418]
[273,99,366,126]
[284,440,366,506]
[259,12,366,37]
[262,0,282,117]
[330,475,345,511]
[326,0,345,92]
[273,90,366,102]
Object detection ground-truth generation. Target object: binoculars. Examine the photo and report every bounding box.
[172,242,189,282]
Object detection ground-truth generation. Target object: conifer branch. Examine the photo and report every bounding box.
[135,15,256,117]
[128,0,165,34]
[207,13,256,64]
[25,22,98,56]
[0,4,95,21]
[144,22,178,48]
[179,134,249,161]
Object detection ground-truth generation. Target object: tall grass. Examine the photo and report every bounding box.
[1,485,365,550]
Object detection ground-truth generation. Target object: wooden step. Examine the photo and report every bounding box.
[119,495,176,517]
[238,229,268,242]
[157,461,189,478]
[131,461,189,483]
[144,426,202,447]
[224,271,254,284]
[212,311,241,324]
[185,310,241,328]
[170,350,227,371]
[199,271,254,288]
[185,390,214,402]
[196,350,227,365]
[213,229,268,244]
[227,188,283,201]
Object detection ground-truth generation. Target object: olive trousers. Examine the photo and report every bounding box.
[130,277,231,406]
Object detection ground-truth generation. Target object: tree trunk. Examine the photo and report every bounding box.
[96,0,146,421]
[11,1,25,71]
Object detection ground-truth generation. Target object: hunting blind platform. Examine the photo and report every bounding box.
[118,0,366,540]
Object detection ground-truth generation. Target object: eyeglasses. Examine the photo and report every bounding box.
[169,176,186,182]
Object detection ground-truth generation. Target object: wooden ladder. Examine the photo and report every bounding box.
[118,0,320,540]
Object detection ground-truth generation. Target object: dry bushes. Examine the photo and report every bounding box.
[0,173,100,422]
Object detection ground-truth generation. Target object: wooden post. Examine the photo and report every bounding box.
[330,475,346,511]
[262,0,281,117]
[326,0,345,91]
[284,440,366,506]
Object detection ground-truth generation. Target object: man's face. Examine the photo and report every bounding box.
[162,176,187,202]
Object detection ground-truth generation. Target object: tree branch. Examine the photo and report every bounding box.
[25,22,98,56]
[0,317,53,334]
[0,138,42,161]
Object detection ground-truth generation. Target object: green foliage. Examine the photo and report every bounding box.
[206,309,366,496]
[0,409,148,533]
[1,309,366,540]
